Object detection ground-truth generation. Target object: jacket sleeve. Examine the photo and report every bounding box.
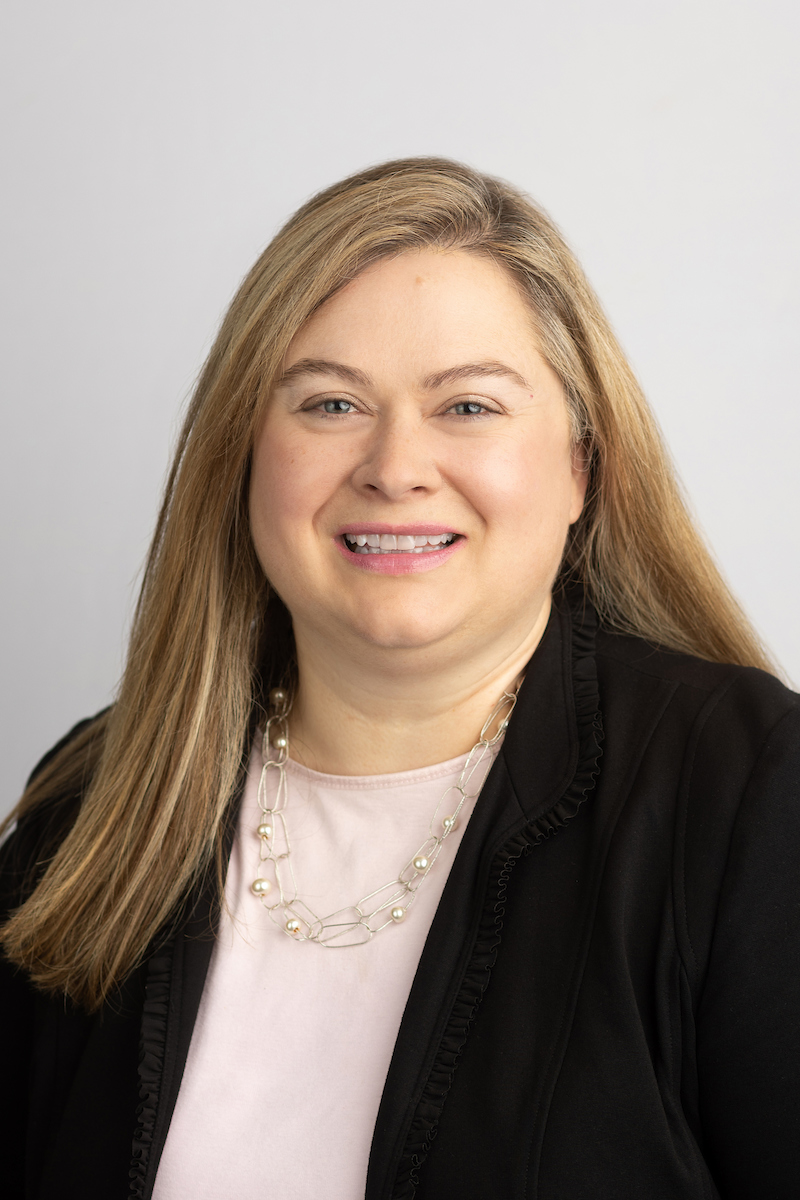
[0,816,40,1200]
[693,701,800,1198]
[0,714,103,1199]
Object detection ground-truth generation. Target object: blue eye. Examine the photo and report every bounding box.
[452,402,487,416]
[321,399,355,413]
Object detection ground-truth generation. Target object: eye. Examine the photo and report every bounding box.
[320,398,356,414]
[300,396,361,417]
[446,399,498,418]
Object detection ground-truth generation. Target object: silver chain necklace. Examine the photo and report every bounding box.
[250,683,520,946]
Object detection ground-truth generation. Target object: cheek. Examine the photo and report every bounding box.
[455,429,577,535]
[250,428,335,537]
[249,430,310,574]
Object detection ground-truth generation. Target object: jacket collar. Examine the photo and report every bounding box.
[503,591,604,826]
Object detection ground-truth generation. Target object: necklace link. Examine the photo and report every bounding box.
[250,683,520,945]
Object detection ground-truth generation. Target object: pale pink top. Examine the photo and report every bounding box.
[152,734,499,1200]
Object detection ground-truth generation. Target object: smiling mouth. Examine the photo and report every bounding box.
[342,532,460,555]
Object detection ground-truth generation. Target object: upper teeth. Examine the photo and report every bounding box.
[344,532,456,553]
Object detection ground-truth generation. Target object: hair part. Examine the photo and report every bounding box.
[0,156,776,1010]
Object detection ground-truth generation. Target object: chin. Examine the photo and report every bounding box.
[348,607,456,652]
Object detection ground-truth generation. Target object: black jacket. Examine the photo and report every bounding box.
[2,598,800,1199]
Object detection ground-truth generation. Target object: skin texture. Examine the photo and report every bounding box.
[249,248,588,774]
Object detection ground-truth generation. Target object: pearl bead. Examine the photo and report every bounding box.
[286,918,301,934]
[391,907,406,923]
[269,688,287,707]
[257,823,273,839]
[413,856,429,872]
[271,735,288,750]
[251,878,272,895]
[442,816,457,831]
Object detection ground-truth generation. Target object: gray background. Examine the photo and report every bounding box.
[2,0,798,818]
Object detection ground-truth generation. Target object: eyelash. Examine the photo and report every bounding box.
[304,398,499,420]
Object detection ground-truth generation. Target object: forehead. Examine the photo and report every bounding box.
[284,248,543,371]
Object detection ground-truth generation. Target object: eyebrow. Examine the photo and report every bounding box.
[275,358,532,391]
[275,358,373,389]
[422,361,532,391]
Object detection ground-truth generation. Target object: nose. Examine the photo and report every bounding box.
[351,414,441,501]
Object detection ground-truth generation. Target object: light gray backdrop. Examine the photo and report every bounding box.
[2,0,798,818]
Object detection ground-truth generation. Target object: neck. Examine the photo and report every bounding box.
[286,600,551,775]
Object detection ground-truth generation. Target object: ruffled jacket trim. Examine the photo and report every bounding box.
[390,602,604,1199]
[129,944,173,1199]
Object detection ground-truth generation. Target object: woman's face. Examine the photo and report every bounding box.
[249,248,587,672]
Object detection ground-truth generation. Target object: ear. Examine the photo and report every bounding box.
[568,439,591,524]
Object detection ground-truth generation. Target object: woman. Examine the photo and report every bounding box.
[2,157,798,1200]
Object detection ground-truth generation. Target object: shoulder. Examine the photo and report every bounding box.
[24,711,110,789]
[590,625,800,979]
[1,710,109,912]
[594,623,798,741]
[593,623,799,841]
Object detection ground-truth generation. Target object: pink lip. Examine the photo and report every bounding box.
[335,535,465,575]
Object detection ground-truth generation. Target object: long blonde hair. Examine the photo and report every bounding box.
[1,156,774,1010]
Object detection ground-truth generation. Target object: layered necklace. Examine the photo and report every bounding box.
[250,683,520,946]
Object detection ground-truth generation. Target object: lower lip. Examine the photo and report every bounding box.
[335,537,464,575]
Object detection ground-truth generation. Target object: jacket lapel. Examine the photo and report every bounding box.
[367,600,599,1199]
